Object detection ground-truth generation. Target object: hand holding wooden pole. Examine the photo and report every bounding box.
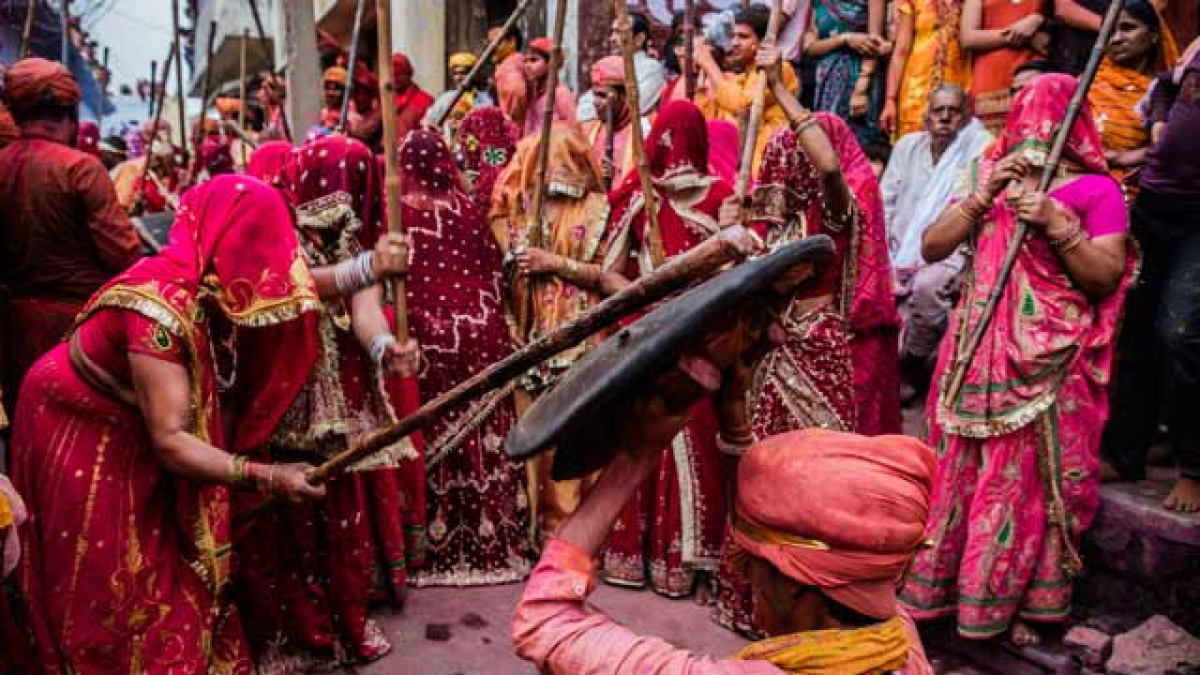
[735,0,784,214]
[248,0,292,141]
[526,0,569,250]
[942,0,1124,407]
[375,0,409,342]
[434,0,535,128]
[613,0,659,256]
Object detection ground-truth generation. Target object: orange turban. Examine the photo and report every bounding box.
[215,96,242,115]
[2,58,81,120]
[590,56,625,88]
[323,66,348,86]
[529,37,554,58]
[732,429,935,620]
[0,105,17,147]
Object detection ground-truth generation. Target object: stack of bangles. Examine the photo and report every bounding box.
[1049,220,1087,254]
[560,255,601,288]
[230,455,280,495]
[334,251,378,295]
[957,191,991,223]
[716,426,755,457]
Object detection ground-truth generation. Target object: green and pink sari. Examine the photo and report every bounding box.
[898,74,1134,639]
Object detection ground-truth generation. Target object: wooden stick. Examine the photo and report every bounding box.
[148,60,157,118]
[248,0,292,142]
[238,29,249,169]
[434,0,535,128]
[20,0,36,60]
[526,0,569,250]
[192,20,217,177]
[735,0,784,213]
[942,0,1123,407]
[613,0,659,258]
[337,0,367,133]
[375,0,409,342]
[305,226,760,484]
[684,0,697,101]
[99,47,109,132]
[60,0,68,65]
[604,102,616,191]
[171,0,189,167]
[134,43,175,216]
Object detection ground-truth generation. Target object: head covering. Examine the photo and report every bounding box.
[351,58,379,114]
[215,96,242,115]
[814,112,899,336]
[732,429,936,620]
[0,104,17,147]
[706,119,739,186]
[399,128,459,197]
[2,58,81,120]
[448,51,478,70]
[288,134,381,262]
[323,65,348,86]
[591,55,626,88]
[529,37,554,59]
[246,140,296,190]
[76,120,101,157]
[199,134,234,176]
[990,73,1107,174]
[142,118,172,142]
[455,106,519,212]
[392,52,414,90]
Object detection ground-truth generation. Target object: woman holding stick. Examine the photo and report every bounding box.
[898,74,1131,646]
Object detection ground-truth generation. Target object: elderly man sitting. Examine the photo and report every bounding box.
[881,84,992,401]
[510,327,935,674]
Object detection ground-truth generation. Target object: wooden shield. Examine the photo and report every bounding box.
[507,235,834,480]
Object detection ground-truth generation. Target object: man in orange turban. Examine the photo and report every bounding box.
[579,55,642,183]
[510,325,935,674]
[0,58,142,422]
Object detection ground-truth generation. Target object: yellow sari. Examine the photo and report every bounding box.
[895,0,971,138]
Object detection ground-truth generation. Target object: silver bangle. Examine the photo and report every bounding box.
[369,333,397,365]
[334,252,378,295]
[716,434,753,457]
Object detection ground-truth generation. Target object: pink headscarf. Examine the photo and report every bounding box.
[706,119,739,186]
[76,121,101,158]
[245,140,296,189]
[590,55,626,88]
[732,429,935,620]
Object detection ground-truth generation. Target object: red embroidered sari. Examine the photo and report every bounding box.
[600,101,734,597]
[234,136,416,668]
[11,175,320,673]
[399,130,532,586]
[456,106,518,214]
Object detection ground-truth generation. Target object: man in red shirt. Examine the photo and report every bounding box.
[0,58,143,419]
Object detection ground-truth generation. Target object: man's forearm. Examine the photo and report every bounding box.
[556,450,656,557]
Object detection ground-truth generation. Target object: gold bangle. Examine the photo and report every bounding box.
[230,455,248,486]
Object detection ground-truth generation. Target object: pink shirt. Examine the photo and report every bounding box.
[512,539,782,674]
[1050,174,1128,239]
[523,83,578,139]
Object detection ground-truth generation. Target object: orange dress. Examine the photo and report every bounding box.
[971,0,1050,133]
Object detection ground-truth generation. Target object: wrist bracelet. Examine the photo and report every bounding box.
[230,455,249,486]
[716,434,754,457]
[369,333,397,365]
[334,251,378,295]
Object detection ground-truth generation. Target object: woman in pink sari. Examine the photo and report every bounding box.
[706,119,740,186]
[11,175,326,673]
[600,100,734,598]
[899,74,1131,646]
[818,112,903,435]
[235,135,420,668]
[400,129,532,586]
[245,139,296,189]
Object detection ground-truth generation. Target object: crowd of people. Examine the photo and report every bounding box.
[0,0,1198,672]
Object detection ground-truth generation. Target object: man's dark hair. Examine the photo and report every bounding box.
[862,141,891,166]
[629,11,652,41]
[1012,59,1056,80]
[733,4,771,41]
[489,19,524,51]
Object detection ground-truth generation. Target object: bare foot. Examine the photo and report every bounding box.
[1099,459,1123,482]
[693,572,716,606]
[1163,477,1200,512]
[1009,620,1041,648]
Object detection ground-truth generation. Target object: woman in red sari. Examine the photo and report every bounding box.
[245,139,297,189]
[714,47,871,633]
[600,100,734,598]
[455,106,518,214]
[11,175,326,673]
[400,129,532,586]
[235,135,421,668]
[818,112,903,436]
[899,74,1131,646]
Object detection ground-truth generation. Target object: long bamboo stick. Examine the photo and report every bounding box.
[60,0,68,65]
[238,29,248,169]
[303,226,760,485]
[604,103,616,190]
[735,0,784,213]
[134,43,176,216]
[434,0,535,128]
[148,60,157,118]
[613,0,659,257]
[192,20,217,177]
[526,0,569,251]
[942,0,1124,407]
[337,0,367,133]
[171,0,189,167]
[248,0,292,142]
[684,0,697,100]
[20,0,36,60]
[375,0,409,342]
[99,47,109,132]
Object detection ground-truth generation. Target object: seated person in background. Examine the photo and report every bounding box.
[577,11,666,123]
[511,323,935,674]
[880,85,992,402]
[1088,0,1177,200]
